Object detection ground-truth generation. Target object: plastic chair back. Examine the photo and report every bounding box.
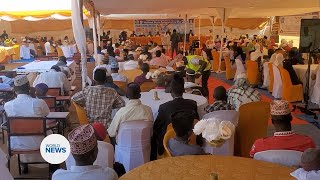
[163,129,175,157]
[268,63,274,92]
[225,56,236,80]
[211,50,219,72]
[235,101,270,158]
[246,60,260,85]
[254,150,302,167]
[72,101,89,125]
[279,67,303,102]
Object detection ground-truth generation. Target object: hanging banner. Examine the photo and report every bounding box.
[134,19,194,36]
[279,12,319,36]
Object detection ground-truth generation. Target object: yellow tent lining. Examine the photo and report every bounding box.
[0,9,90,19]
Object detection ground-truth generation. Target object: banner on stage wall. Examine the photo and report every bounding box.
[279,12,319,36]
[134,19,194,35]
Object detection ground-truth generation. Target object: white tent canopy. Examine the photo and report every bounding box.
[0,0,88,21]
[93,0,320,18]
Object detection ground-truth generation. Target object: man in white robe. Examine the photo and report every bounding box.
[4,75,50,173]
[20,39,31,60]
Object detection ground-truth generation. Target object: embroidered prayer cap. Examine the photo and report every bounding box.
[270,100,291,116]
[14,75,29,87]
[68,124,97,155]
[92,122,106,141]
[110,61,119,69]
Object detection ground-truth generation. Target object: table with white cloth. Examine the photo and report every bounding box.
[115,91,208,120]
[293,64,318,92]
[14,60,76,85]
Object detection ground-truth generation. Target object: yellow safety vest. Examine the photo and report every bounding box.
[186,55,211,72]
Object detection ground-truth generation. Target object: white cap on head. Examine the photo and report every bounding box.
[14,75,29,86]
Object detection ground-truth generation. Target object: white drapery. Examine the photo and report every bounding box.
[216,8,231,73]
[71,0,87,88]
[96,14,101,46]
[91,16,98,66]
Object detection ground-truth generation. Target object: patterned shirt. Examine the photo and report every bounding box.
[71,85,125,127]
[205,100,234,113]
[227,85,261,111]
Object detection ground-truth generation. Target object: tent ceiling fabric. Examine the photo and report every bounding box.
[0,0,89,21]
[92,0,320,18]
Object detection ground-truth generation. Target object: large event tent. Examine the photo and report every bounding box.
[1,0,320,87]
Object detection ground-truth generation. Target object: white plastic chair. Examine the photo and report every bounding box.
[65,141,114,169]
[234,58,246,80]
[254,150,302,167]
[115,120,153,172]
[272,64,282,99]
[202,110,239,155]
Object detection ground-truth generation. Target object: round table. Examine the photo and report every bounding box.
[120,91,208,119]
[119,155,295,180]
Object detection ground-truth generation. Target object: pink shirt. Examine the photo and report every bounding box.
[150,57,168,67]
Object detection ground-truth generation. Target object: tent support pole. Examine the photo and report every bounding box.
[97,14,101,46]
[218,8,225,73]
[92,13,98,66]
[198,16,201,41]
[184,14,187,54]
[79,0,83,26]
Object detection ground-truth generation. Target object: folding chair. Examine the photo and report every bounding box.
[7,117,48,178]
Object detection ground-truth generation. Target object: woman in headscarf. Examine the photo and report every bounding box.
[227,76,261,111]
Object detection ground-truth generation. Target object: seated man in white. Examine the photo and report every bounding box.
[44,39,51,56]
[33,65,71,95]
[4,75,50,173]
[53,124,118,180]
[108,83,153,145]
[123,54,139,70]
[110,61,127,83]
[56,56,72,79]
[93,56,112,77]
[60,44,72,58]
[20,39,31,60]
[291,148,320,180]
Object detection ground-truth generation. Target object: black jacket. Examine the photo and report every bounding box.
[151,97,199,160]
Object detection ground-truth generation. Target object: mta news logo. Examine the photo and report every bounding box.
[45,144,67,153]
[40,134,71,164]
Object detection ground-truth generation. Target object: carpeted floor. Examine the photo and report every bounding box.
[208,72,320,147]
[207,72,308,125]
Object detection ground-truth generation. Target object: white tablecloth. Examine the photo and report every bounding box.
[14,60,76,85]
[114,91,208,120]
[293,64,318,92]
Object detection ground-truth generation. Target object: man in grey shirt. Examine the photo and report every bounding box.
[167,110,205,157]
